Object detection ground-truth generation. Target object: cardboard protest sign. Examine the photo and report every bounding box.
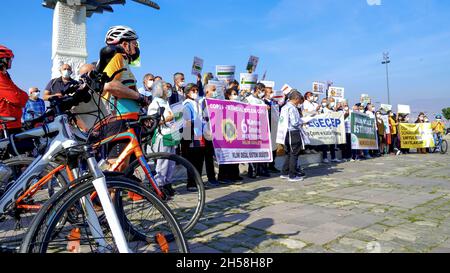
[360,94,371,106]
[305,112,346,146]
[206,99,272,164]
[312,82,326,95]
[246,55,259,73]
[380,104,392,112]
[216,65,236,81]
[239,73,258,92]
[399,123,435,148]
[328,87,345,99]
[281,84,293,95]
[351,112,378,150]
[207,80,226,100]
[260,81,275,89]
[191,57,204,76]
[398,104,411,114]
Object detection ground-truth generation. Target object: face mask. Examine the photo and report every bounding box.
[258,91,265,98]
[166,89,172,98]
[330,103,336,108]
[344,107,349,111]
[62,70,72,78]
[322,103,327,107]
[178,81,186,88]
[308,97,314,102]
[146,80,154,89]
[230,95,238,101]
[31,92,39,99]
[191,93,198,100]
[269,93,274,99]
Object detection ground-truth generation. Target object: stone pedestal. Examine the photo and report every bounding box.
[51,1,88,79]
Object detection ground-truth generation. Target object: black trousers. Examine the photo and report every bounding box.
[322,144,336,160]
[282,130,302,178]
[218,164,240,181]
[181,141,205,187]
[341,133,352,159]
[268,150,277,169]
[204,140,216,181]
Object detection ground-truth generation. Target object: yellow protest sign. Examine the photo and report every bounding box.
[399,123,435,149]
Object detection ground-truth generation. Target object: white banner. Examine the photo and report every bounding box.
[398,104,411,114]
[216,65,236,81]
[328,87,345,99]
[312,82,326,95]
[305,112,346,145]
[381,115,390,134]
[239,73,258,92]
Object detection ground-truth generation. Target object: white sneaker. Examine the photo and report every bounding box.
[288,176,304,182]
[331,159,341,163]
[350,158,356,162]
[396,150,401,156]
[322,159,330,164]
[280,175,289,179]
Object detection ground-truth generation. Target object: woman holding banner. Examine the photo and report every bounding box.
[415,113,427,154]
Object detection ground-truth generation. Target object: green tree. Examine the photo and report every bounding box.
[442,107,450,120]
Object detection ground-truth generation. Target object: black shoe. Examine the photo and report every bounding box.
[162,184,176,197]
[257,172,271,178]
[218,179,232,184]
[232,176,244,181]
[268,167,281,173]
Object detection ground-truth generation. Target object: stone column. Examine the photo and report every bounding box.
[51,0,88,79]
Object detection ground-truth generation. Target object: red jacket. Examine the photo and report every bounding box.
[0,72,29,129]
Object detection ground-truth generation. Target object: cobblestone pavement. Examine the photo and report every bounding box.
[188,151,450,253]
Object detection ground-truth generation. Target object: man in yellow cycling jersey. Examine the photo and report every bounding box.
[432,114,446,149]
[99,26,150,169]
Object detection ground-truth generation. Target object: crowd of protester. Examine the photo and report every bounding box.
[0,40,448,193]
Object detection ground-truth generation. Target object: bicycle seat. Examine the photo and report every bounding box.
[0,116,16,123]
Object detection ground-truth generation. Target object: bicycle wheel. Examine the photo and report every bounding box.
[441,140,448,154]
[21,175,188,253]
[0,157,67,252]
[124,152,205,235]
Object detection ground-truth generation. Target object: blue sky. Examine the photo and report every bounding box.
[2,0,450,117]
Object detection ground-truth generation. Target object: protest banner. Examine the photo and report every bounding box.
[312,82,326,95]
[207,80,226,99]
[205,99,272,164]
[281,84,293,95]
[381,115,390,134]
[246,55,259,73]
[360,94,371,106]
[170,102,184,131]
[398,104,411,114]
[216,65,236,81]
[305,112,346,146]
[260,80,275,89]
[328,86,345,99]
[191,56,203,76]
[399,123,435,149]
[351,112,378,149]
[380,104,392,112]
[240,73,258,92]
[272,90,284,102]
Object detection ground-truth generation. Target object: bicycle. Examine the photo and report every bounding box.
[1,71,188,253]
[432,133,448,154]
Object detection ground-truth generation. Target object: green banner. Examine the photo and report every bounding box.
[351,112,378,150]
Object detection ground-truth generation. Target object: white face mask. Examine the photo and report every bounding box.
[269,93,274,99]
[230,95,238,101]
[322,103,327,107]
[330,102,336,108]
[178,81,186,88]
[146,80,154,89]
[166,89,172,98]
[62,69,72,79]
[31,92,39,99]
[191,93,198,100]
[258,91,265,98]
[344,107,349,111]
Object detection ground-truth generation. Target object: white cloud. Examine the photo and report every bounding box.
[367,0,382,6]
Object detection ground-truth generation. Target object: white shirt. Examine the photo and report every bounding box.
[148,97,173,136]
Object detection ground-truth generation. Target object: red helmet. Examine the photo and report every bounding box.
[0,45,14,59]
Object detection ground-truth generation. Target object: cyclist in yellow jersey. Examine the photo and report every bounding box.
[99,26,150,169]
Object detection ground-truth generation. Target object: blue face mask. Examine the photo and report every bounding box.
[166,89,172,98]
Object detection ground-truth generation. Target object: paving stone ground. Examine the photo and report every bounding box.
[188,149,450,253]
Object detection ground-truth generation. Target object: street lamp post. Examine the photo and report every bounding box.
[382,52,391,105]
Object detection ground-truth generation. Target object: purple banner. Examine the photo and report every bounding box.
[205,99,273,164]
